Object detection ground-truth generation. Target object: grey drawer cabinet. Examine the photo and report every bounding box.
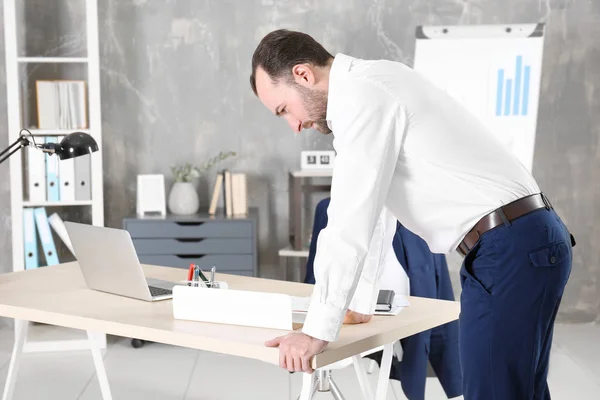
[122,209,258,277]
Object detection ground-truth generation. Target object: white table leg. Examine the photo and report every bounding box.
[298,372,317,400]
[375,343,394,400]
[2,320,28,400]
[87,331,112,400]
[352,355,373,399]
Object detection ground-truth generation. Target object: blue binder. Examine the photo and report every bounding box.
[33,207,59,266]
[45,136,60,202]
[23,208,39,270]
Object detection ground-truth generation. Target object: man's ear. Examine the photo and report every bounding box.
[292,64,315,87]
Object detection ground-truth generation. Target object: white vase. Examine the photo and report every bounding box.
[168,182,199,215]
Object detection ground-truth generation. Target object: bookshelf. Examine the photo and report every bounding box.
[3,0,106,352]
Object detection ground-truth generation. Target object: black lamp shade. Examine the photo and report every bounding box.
[55,132,99,160]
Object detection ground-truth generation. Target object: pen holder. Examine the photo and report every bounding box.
[172,285,301,330]
[178,280,228,289]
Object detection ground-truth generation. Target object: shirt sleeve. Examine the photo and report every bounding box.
[347,206,396,315]
[301,78,408,342]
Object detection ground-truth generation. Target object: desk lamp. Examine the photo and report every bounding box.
[0,129,99,165]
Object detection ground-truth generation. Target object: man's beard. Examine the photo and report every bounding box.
[295,84,331,134]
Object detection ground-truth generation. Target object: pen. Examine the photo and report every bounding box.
[187,263,195,286]
[193,265,200,287]
[196,267,210,284]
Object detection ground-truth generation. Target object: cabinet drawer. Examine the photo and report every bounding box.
[222,270,254,277]
[132,238,252,255]
[125,220,252,239]
[138,254,254,271]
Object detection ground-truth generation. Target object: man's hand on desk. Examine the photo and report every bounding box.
[343,309,372,324]
[265,332,328,373]
[265,310,372,373]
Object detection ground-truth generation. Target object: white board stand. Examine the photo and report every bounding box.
[414,23,546,172]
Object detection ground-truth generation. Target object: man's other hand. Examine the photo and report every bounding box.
[343,309,372,324]
[264,332,328,373]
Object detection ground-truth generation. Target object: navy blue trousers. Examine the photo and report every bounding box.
[459,207,573,400]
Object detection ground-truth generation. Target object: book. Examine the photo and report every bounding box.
[208,173,223,215]
[211,171,248,216]
[36,80,88,129]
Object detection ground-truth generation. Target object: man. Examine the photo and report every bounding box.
[250,29,574,399]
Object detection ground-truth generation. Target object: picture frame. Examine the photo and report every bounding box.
[136,174,167,218]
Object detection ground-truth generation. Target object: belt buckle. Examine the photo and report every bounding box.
[541,193,553,210]
[457,241,469,257]
[457,228,481,257]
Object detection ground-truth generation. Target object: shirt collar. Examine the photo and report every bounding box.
[326,53,355,130]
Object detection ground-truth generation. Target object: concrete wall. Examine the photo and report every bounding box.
[0,0,598,322]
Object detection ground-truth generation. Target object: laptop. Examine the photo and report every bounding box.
[64,221,177,301]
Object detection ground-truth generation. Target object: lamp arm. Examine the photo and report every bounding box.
[0,135,31,165]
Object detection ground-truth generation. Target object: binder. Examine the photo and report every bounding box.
[58,136,75,201]
[74,153,91,200]
[48,212,74,255]
[45,136,60,202]
[27,138,46,202]
[23,208,39,270]
[33,207,59,266]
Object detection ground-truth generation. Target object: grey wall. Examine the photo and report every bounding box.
[0,0,598,323]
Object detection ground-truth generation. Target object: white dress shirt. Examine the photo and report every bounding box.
[302,53,540,342]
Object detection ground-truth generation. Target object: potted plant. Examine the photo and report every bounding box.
[168,151,236,215]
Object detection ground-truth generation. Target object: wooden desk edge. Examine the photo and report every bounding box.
[0,303,282,366]
[0,264,460,369]
[313,302,460,369]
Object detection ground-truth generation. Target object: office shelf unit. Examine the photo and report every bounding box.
[279,169,332,282]
[3,0,106,352]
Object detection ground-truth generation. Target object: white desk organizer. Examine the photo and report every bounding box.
[172,283,302,330]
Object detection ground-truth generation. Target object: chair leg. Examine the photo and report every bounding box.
[352,356,373,399]
[317,369,331,391]
[329,378,346,400]
[365,358,378,374]
[2,320,28,400]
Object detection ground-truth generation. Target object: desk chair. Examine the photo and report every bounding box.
[301,198,463,400]
[296,345,389,400]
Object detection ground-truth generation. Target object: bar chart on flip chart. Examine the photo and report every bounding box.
[414,24,545,172]
[495,55,532,117]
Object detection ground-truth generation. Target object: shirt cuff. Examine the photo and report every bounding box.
[348,280,379,315]
[301,294,345,343]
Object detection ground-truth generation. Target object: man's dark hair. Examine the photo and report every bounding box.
[250,29,333,95]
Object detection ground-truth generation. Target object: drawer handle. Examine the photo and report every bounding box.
[175,238,205,243]
[175,222,205,227]
[175,255,206,259]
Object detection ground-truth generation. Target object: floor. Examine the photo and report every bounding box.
[0,322,598,399]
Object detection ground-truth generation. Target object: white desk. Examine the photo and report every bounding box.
[0,262,460,399]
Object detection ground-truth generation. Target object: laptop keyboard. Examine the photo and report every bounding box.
[149,286,172,297]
